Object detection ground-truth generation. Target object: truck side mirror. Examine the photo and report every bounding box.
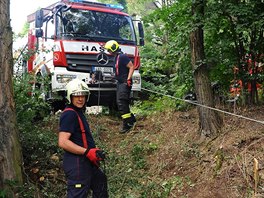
[35,29,43,38]
[35,9,44,28]
[138,22,144,46]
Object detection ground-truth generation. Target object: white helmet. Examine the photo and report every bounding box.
[66,79,90,103]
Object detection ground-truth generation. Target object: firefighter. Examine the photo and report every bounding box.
[104,40,136,133]
[58,79,108,198]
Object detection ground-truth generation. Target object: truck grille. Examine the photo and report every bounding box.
[66,53,114,73]
[65,53,134,73]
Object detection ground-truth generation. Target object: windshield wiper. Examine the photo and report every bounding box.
[61,33,95,41]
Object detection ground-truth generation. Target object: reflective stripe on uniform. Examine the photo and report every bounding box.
[75,184,82,188]
[121,113,131,119]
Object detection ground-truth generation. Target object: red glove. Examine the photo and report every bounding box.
[127,79,132,87]
[84,148,105,167]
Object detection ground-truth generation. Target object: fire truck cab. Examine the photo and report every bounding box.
[27,0,144,110]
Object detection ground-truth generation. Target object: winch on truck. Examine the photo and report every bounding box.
[26,0,144,111]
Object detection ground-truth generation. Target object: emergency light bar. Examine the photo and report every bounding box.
[67,0,124,10]
[106,4,124,10]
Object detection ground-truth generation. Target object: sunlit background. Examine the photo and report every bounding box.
[10,0,58,33]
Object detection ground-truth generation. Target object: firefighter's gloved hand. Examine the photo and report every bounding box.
[127,79,132,87]
[85,148,105,167]
[96,149,106,160]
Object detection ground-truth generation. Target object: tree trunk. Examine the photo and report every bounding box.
[190,0,223,138]
[0,0,23,194]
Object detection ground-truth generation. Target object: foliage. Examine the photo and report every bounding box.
[0,179,19,198]
[136,0,264,105]
[13,74,51,127]
[13,72,65,197]
[132,95,189,118]
[204,0,264,93]
[13,22,29,40]
[101,0,154,15]
[126,0,155,16]
[140,0,195,103]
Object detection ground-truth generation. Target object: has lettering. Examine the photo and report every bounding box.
[82,45,104,52]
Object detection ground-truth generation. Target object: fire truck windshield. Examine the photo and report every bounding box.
[57,8,136,45]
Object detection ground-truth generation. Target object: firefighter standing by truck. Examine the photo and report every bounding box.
[104,40,136,133]
[58,79,108,198]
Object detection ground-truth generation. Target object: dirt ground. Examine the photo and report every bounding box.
[91,105,264,198]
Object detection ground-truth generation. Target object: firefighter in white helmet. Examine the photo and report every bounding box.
[104,40,136,133]
[65,78,90,103]
[58,79,108,197]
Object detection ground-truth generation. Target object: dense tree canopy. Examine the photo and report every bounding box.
[128,0,264,106]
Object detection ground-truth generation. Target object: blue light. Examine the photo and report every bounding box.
[68,0,83,2]
[106,4,124,10]
[67,1,124,10]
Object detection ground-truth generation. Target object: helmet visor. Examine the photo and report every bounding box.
[71,91,89,96]
[71,91,90,102]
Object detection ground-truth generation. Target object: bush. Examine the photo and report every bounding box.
[14,74,66,197]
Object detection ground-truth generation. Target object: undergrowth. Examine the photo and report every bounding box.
[11,75,261,197]
[11,73,184,197]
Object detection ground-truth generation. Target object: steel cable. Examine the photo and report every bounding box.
[141,87,264,125]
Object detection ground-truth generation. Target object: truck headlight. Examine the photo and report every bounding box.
[56,74,76,83]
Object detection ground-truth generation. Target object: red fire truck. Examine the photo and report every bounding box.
[26,0,144,110]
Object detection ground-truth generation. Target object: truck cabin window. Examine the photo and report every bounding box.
[46,18,55,39]
[56,8,136,44]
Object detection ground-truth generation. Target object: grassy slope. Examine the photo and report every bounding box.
[21,105,264,197]
[91,105,264,197]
